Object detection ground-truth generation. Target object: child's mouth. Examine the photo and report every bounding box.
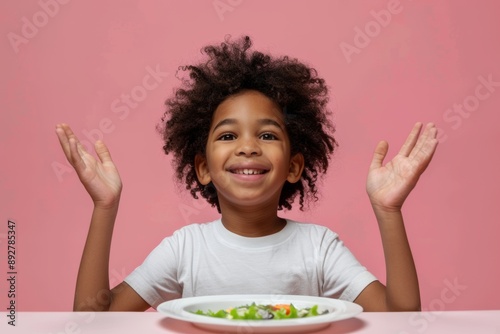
[229,169,268,175]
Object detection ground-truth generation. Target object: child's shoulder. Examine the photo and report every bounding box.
[287,219,339,239]
[174,219,220,234]
[156,219,220,244]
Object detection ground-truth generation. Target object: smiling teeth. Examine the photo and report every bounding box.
[234,169,265,175]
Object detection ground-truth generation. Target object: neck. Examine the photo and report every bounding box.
[218,200,286,237]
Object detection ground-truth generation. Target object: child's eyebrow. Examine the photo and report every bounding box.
[212,118,284,133]
[258,118,284,130]
[212,118,237,133]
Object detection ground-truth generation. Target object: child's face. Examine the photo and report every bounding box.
[195,90,304,210]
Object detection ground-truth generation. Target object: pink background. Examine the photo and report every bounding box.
[1,0,499,311]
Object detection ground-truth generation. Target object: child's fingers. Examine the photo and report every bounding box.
[94,140,113,164]
[409,123,438,162]
[56,123,87,158]
[407,124,438,176]
[55,124,72,158]
[56,124,88,170]
[398,122,423,157]
[60,123,75,137]
[68,137,87,171]
[369,140,389,171]
[60,124,88,152]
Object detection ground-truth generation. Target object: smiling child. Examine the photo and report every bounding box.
[56,35,438,312]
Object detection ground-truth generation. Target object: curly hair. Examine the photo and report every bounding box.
[158,35,337,212]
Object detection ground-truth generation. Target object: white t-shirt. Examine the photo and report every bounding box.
[124,219,377,309]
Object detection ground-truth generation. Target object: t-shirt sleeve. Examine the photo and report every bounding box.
[321,231,378,302]
[124,233,182,309]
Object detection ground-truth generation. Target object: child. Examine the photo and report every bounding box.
[56,36,438,312]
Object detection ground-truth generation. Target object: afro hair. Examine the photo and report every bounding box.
[158,35,337,212]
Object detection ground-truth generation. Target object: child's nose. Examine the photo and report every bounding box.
[236,137,261,156]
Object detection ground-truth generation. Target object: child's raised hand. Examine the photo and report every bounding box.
[366,122,438,212]
[55,124,122,209]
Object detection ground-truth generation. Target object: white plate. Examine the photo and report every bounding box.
[157,294,362,333]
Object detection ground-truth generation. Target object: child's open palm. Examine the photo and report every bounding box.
[55,124,122,208]
[366,123,438,212]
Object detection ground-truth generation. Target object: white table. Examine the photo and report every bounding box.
[2,310,499,333]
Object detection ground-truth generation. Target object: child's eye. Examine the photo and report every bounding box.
[218,133,236,141]
[260,133,277,140]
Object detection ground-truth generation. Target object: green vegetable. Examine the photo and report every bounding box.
[192,303,328,320]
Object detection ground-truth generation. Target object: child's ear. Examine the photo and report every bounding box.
[287,153,305,184]
[195,154,211,185]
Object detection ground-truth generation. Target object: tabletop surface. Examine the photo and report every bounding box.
[2,310,500,334]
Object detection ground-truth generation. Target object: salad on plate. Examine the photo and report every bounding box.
[192,302,329,320]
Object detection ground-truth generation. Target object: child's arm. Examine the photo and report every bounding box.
[354,122,438,311]
[56,124,149,311]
